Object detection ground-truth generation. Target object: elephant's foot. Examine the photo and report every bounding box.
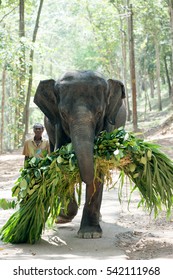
[55,215,73,224]
[78,225,102,239]
[78,205,102,238]
[55,199,78,224]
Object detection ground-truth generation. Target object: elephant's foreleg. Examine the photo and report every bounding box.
[78,177,103,238]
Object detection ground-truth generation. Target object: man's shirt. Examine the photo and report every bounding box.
[22,138,50,158]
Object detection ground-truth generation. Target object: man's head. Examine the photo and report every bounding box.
[33,123,44,139]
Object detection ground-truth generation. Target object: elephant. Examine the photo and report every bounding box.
[34,70,126,239]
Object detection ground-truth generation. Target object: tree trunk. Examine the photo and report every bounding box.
[154,38,162,111]
[164,55,172,97]
[128,3,138,131]
[144,90,152,117]
[19,0,25,37]
[22,0,44,144]
[14,80,20,149]
[169,0,173,103]
[18,0,26,145]
[147,91,152,111]
[149,76,154,99]
[120,17,131,122]
[0,67,6,153]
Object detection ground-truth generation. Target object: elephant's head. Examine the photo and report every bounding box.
[34,70,125,185]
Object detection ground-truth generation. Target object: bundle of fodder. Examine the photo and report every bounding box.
[1,128,173,244]
[0,144,82,244]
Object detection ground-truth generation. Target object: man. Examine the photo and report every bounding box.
[23,123,50,160]
[23,123,76,223]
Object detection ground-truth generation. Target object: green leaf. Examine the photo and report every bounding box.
[57,156,64,164]
[140,156,147,165]
[34,169,41,178]
[27,188,35,195]
[129,163,136,172]
[133,173,139,178]
[12,187,20,197]
[66,143,73,152]
[0,199,16,210]
[113,149,119,156]
[147,150,152,160]
[20,189,27,198]
[20,179,28,190]
[69,158,75,171]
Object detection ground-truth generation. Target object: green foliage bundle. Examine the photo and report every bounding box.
[0,143,82,244]
[1,128,173,244]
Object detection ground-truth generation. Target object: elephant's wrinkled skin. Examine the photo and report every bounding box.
[34,70,126,239]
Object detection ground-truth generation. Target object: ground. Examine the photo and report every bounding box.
[0,123,173,260]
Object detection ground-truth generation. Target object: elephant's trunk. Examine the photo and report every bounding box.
[70,122,95,185]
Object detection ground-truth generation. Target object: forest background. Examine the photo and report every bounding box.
[0,0,173,153]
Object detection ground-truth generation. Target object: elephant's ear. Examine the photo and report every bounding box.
[106,79,126,125]
[34,79,59,123]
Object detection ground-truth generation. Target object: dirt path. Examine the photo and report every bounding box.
[0,133,173,260]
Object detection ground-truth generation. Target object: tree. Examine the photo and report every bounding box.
[1,0,173,153]
[23,0,44,143]
[168,0,173,102]
[135,0,167,111]
[128,3,138,131]
[155,37,162,111]
[16,0,26,145]
[0,67,6,153]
